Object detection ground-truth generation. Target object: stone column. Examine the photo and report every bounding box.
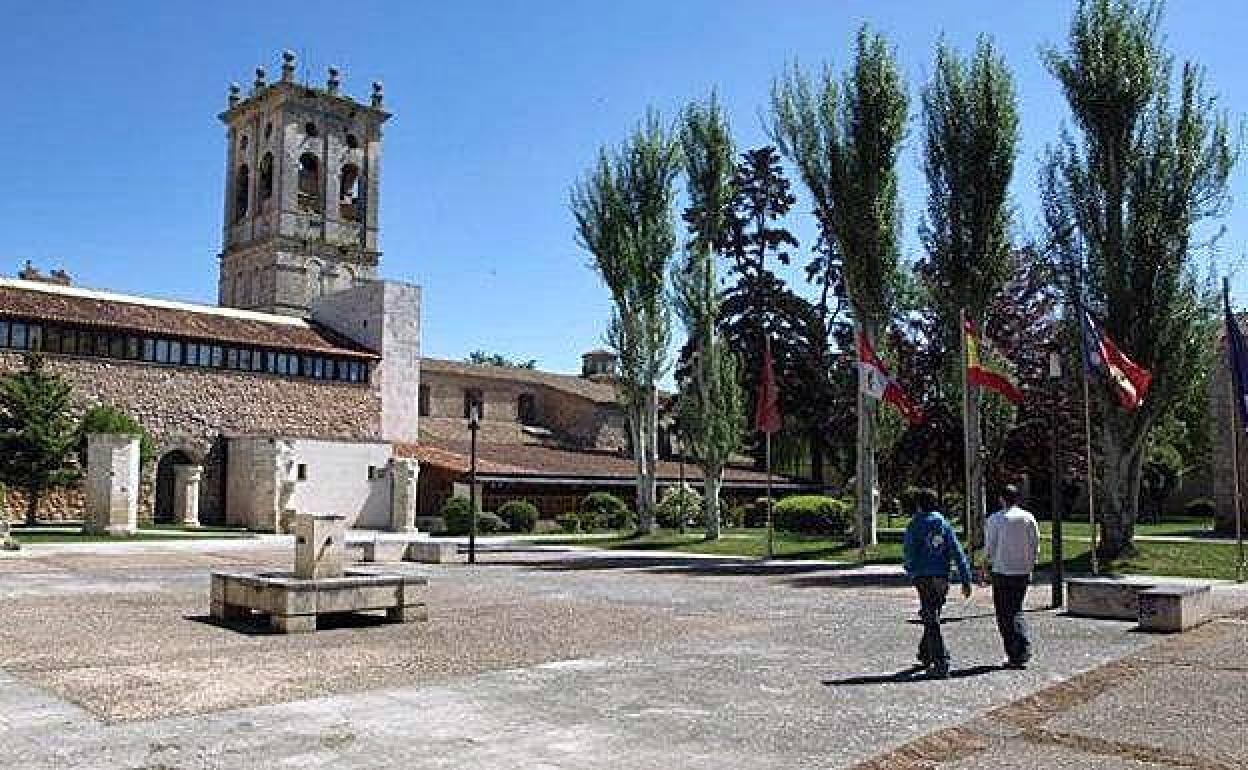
[84,433,140,536]
[173,464,204,529]
[389,458,420,532]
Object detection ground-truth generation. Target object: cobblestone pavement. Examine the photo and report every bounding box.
[0,541,1244,769]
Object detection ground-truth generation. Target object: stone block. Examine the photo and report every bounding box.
[406,540,463,564]
[293,513,347,579]
[84,433,140,536]
[362,540,408,563]
[1137,584,1213,633]
[271,614,316,633]
[1066,578,1157,621]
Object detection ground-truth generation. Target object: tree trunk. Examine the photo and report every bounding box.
[643,384,660,531]
[856,383,879,548]
[24,485,39,527]
[1098,421,1140,559]
[704,467,722,541]
[629,404,651,532]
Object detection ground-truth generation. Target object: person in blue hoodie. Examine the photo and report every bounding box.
[903,488,973,678]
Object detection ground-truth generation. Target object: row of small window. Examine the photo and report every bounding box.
[0,319,370,384]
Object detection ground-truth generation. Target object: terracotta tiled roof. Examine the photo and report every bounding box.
[396,438,816,487]
[419,357,618,404]
[0,279,377,358]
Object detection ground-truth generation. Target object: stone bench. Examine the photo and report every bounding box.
[1137,584,1213,633]
[405,540,464,564]
[346,530,431,564]
[1066,578,1159,621]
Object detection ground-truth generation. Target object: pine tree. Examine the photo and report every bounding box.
[0,355,79,526]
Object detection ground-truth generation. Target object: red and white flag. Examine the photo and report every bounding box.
[857,330,923,425]
[755,336,783,435]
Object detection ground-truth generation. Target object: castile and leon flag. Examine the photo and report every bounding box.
[856,330,923,425]
[755,336,783,435]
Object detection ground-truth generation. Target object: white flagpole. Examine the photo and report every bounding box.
[960,309,975,553]
[1075,293,1100,576]
[855,320,868,564]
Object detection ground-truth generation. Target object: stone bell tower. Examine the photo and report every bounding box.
[218,51,390,317]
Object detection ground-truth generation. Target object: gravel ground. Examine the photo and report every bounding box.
[0,542,1244,768]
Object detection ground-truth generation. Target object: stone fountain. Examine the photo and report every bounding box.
[209,513,428,633]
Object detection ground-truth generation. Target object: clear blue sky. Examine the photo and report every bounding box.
[3,1,1246,376]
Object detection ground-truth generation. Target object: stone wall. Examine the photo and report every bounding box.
[312,280,421,443]
[0,350,381,525]
[1210,344,1245,533]
[420,369,627,450]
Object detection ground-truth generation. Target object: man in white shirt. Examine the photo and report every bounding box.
[984,484,1040,669]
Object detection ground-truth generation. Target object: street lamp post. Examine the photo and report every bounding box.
[468,403,480,565]
[1049,350,1064,608]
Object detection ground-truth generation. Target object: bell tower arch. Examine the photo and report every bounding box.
[217,51,390,317]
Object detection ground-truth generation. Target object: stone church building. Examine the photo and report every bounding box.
[0,53,811,531]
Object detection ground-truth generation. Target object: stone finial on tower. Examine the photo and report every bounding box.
[327,66,341,96]
[281,50,296,83]
[228,82,241,108]
[371,81,384,108]
[253,66,267,94]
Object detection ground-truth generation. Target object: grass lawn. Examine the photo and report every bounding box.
[532,527,1244,581]
[9,525,256,544]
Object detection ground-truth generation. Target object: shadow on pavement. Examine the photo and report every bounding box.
[824,664,1005,686]
[185,611,392,636]
[481,554,913,586]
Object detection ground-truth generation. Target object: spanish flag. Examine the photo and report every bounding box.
[964,317,1023,405]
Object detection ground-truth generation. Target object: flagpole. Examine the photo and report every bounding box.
[1224,277,1246,583]
[1075,268,1100,576]
[765,431,774,560]
[855,320,868,564]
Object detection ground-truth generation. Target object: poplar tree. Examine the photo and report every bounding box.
[0,355,79,526]
[573,112,680,532]
[674,94,745,540]
[770,25,908,546]
[1042,0,1233,557]
[918,36,1020,544]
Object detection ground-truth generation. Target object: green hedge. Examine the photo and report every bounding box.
[580,492,635,531]
[497,500,539,533]
[773,495,850,536]
[441,496,508,535]
[655,485,704,529]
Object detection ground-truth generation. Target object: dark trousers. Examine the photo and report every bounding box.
[991,573,1031,663]
[914,576,950,665]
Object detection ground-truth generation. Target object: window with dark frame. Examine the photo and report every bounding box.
[419,383,431,416]
[0,319,370,385]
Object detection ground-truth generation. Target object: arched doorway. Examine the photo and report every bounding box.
[154,450,192,524]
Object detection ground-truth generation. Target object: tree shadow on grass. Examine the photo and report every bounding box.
[824,664,1005,687]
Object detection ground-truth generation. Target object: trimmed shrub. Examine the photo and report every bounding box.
[498,500,539,534]
[556,513,581,534]
[773,495,850,536]
[1184,498,1216,519]
[77,405,156,467]
[440,496,473,535]
[476,511,507,534]
[580,492,634,530]
[655,484,704,529]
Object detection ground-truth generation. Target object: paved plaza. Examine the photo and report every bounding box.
[0,540,1244,769]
